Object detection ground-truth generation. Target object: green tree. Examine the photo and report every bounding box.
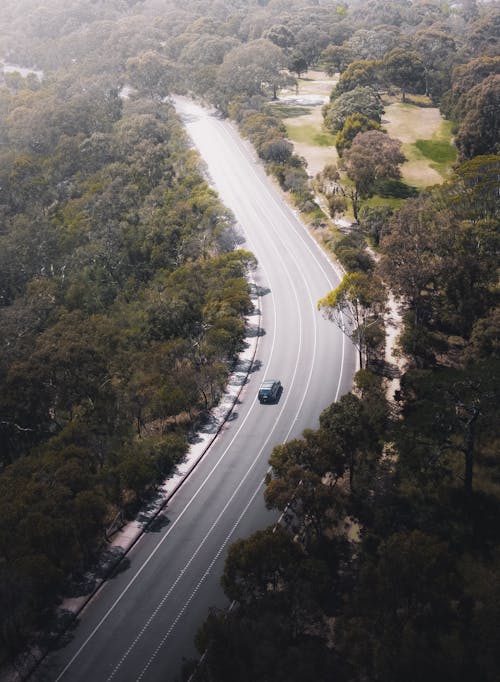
[454,75,500,160]
[465,9,500,58]
[337,530,458,682]
[126,51,175,100]
[413,27,456,100]
[287,50,309,79]
[442,56,500,120]
[346,26,399,60]
[321,44,353,75]
[383,48,425,102]
[323,85,384,134]
[318,272,386,370]
[399,364,499,497]
[334,59,383,96]
[216,39,286,106]
[358,204,393,246]
[466,307,500,362]
[340,130,405,219]
[319,392,380,493]
[379,196,443,329]
[221,526,304,605]
[335,112,382,156]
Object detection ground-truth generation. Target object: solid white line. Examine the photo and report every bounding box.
[55,102,351,682]
[107,123,312,679]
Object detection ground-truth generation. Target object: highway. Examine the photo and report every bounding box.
[40,98,356,682]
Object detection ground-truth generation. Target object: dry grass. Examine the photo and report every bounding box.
[383,102,455,186]
[382,102,444,143]
[296,70,337,97]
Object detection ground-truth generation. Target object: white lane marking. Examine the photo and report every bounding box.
[212,113,349,400]
[56,134,306,682]
[133,116,331,681]
[56,102,351,682]
[135,471,266,681]
[107,126,314,680]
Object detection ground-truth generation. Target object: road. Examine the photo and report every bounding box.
[40,98,356,682]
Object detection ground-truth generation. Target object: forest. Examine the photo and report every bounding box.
[0,0,498,680]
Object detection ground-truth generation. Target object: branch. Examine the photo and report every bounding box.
[0,420,34,432]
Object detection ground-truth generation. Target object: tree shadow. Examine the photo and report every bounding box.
[246,323,265,338]
[249,359,263,374]
[144,513,170,533]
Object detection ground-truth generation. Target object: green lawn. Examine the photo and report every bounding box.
[286,123,336,147]
[271,104,311,118]
[407,120,457,177]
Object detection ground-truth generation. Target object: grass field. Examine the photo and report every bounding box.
[286,123,336,147]
[271,103,311,118]
[384,103,455,185]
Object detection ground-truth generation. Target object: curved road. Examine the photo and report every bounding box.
[41,99,356,682]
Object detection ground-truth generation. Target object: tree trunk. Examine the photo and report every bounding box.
[358,344,364,370]
[349,453,355,493]
[464,407,480,496]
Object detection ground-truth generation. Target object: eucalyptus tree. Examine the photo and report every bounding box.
[318,271,387,370]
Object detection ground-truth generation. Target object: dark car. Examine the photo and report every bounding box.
[258,379,282,403]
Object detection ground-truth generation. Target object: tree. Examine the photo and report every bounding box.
[321,44,353,75]
[413,28,456,100]
[339,130,405,220]
[126,51,175,100]
[443,154,500,223]
[342,130,405,193]
[264,24,296,50]
[258,137,293,163]
[335,112,382,156]
[466,307,500,362]
[442,56,500,120]
[334,59,383,96]
[221,526,303,605]
[287,50,309,79]
[454,75,500,160]
[337,530,458,682]
[345,26,399,60]
[399,364,499,497]
[383,48,425,102]
[318,272,386,370]
[319,392,380,493]
[358,204,393,246]
[215,39,286,106]
[465,9,500,58]
[265,433,346,546]
[179,35,239,66]
[379,195,443,327]
[323,85,384,134]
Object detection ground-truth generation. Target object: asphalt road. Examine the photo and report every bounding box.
[41,98,356,682]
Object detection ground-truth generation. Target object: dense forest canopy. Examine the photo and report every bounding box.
[0,0,498,678]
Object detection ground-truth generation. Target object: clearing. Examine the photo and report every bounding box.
[275,71,455,186]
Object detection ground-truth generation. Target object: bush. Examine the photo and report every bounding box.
[358,205,393,246]
[333,232,374,273]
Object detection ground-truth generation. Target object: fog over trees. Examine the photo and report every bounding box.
[0,0,498,679]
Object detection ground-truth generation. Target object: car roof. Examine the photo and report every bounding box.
[261,379,278,387]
